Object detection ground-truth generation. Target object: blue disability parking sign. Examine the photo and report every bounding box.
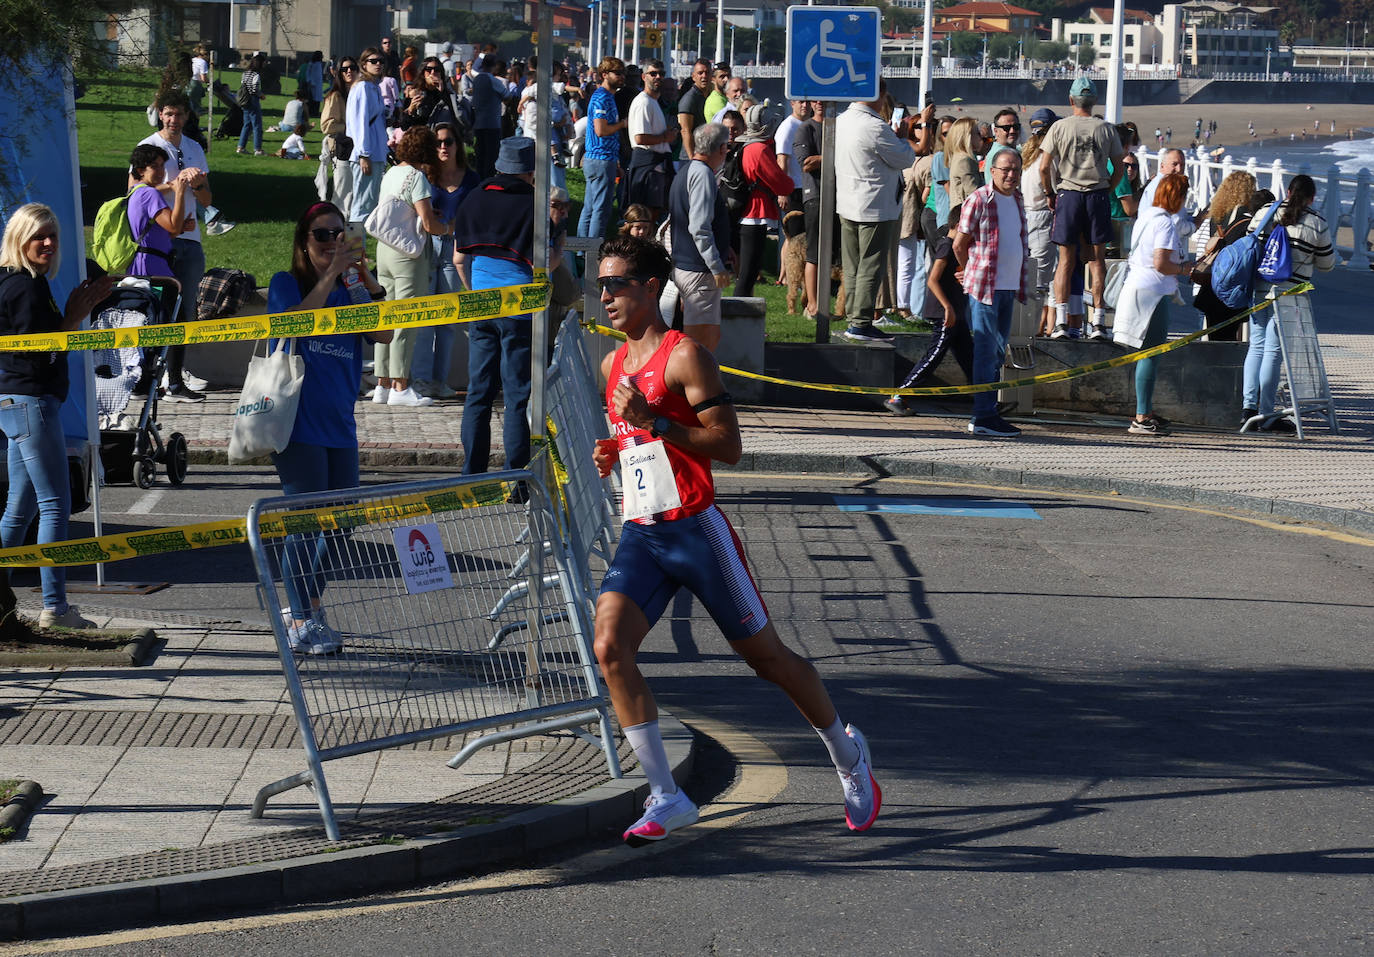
[784,6,882,102]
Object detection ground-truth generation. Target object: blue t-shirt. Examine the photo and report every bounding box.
[470,256,533,321]
[926,152,951,230]
[584,87,620,162]
[267,272,364,449]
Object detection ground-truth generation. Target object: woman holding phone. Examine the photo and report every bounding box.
[265,201,392,654]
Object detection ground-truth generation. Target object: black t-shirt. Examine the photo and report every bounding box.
[920,235,966,323]
[676,86,708,134]
[793,118,823,203]
[0,269,69,400]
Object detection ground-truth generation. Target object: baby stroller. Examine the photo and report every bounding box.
[91,277,189,489]
[212,79,243,140]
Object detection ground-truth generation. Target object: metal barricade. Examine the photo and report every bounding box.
[1270,289,1340,439]
[552,313,621,545]
[247,470,621,840]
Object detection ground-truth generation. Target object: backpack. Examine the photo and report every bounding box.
[717,142,750,217]
[1257,221,1293,283]
[90,184,155,274]
[1210,199,1281,311]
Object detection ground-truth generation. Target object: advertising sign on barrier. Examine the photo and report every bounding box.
[393,523,455,594]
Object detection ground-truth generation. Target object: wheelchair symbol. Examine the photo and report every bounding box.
[804,18,867,88]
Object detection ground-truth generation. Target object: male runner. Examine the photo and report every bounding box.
[591,235,881,846]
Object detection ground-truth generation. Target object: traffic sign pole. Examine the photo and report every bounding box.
[816,107,836,343]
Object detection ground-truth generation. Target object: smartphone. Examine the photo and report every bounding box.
[344,223,365,245]
[889,105,905,131]
[924,91,935,109]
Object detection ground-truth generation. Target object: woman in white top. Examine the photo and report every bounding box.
[1115,172,1192,437]
[1020,131,1055,335]
[371,126,451,407]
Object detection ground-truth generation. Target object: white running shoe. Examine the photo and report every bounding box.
[838,724,882,832]
[38,605,96,629]
[622,788,699,846]
[370,386,390,404]
[387,386,434,407]
[164,370,209,391]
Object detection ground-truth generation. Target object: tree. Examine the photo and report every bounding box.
[1074,42,1097,67]
[988,34,1020,60]
[1031,39,1068,63]
[1279,20,1298,50]
[2,0,137,70]
[948,31,981,57]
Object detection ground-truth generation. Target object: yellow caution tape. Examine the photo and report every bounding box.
[0,280,551,354]
[0,479,517,568]
[586,283,1313,397]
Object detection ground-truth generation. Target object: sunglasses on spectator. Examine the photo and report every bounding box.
[310,227,346,242]
[644,70,662,77]
[597,274,649,295]
[363,57,381,65]
[996,123,1021,131]
[436,137,455,147]
[340,63,357,71]
[424,66,441,73]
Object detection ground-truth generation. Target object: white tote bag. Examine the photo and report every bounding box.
[228,338,304,464]
[363,167,424,258]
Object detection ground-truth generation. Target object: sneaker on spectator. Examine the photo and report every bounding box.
[1087,323,1112,341]
[883,395,914,417]
[38,605,96,629]
[967,415,1022,438]
[370,386,390,404]
[164,370,208,391]
[1260,416,1297,434]
[1127,416,1167,435]
[839,324,894,345]
[1066,325,1085,340]
[873,314,910,332]
[429,383,458,400]
[1049,324,1070,340]
[388,386,434,407]
[164,384,205,403]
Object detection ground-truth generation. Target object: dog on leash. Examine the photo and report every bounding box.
[783,209,845,316]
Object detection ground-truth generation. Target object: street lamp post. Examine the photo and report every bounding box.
[632,0,641,64]
[1266,45,1271,81]
[982,32,988,75]
[697,17,703,59]
[755,27,761,66]
[729,24,735,67]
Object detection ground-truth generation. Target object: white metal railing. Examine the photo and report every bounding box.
[1137,146,1372,268]
[670,63,1374,83]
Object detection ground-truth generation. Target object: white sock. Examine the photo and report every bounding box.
[624,720,676,796]
[1054,303,1068,326]
[815,717,861,774]
[1092,307,1106,325]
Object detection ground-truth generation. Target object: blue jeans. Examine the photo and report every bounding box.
[967,290,1015,419]
[461,317,532,474]
[1242,303,1284,414]
[578,156,617,240]
[412,234,460,385]
[270,443,359,620]
[0,394,71,610]
[237,107,263,152]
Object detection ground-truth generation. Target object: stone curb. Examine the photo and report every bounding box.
[0,782,43,844]
[123,628,159,666]
[187,443,1374,533]
[0,714,693,941]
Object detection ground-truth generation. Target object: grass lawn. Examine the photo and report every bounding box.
[77,67,334,285]
[76,68,838,342]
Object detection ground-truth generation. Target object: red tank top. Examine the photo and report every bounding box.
[606,329,714,523]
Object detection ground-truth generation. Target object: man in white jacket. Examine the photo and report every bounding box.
[833,86,911,344]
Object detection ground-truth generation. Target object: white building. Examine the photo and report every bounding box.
[1052,1,1285,75]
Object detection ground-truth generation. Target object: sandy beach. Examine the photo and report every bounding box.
[940,100,1374,162]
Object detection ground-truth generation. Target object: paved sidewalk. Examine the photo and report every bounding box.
[0,611,687,939]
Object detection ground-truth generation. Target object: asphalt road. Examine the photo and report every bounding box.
[19,469,1374,957]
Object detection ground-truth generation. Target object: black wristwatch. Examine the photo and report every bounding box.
[649,415,672,438]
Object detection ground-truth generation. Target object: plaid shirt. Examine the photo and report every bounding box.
[957,184,1029,306]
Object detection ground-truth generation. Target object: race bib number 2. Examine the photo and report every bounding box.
[619,440,681,521]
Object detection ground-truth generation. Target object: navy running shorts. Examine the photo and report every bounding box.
[1051,188,1112,247]
[599,505,770,642]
